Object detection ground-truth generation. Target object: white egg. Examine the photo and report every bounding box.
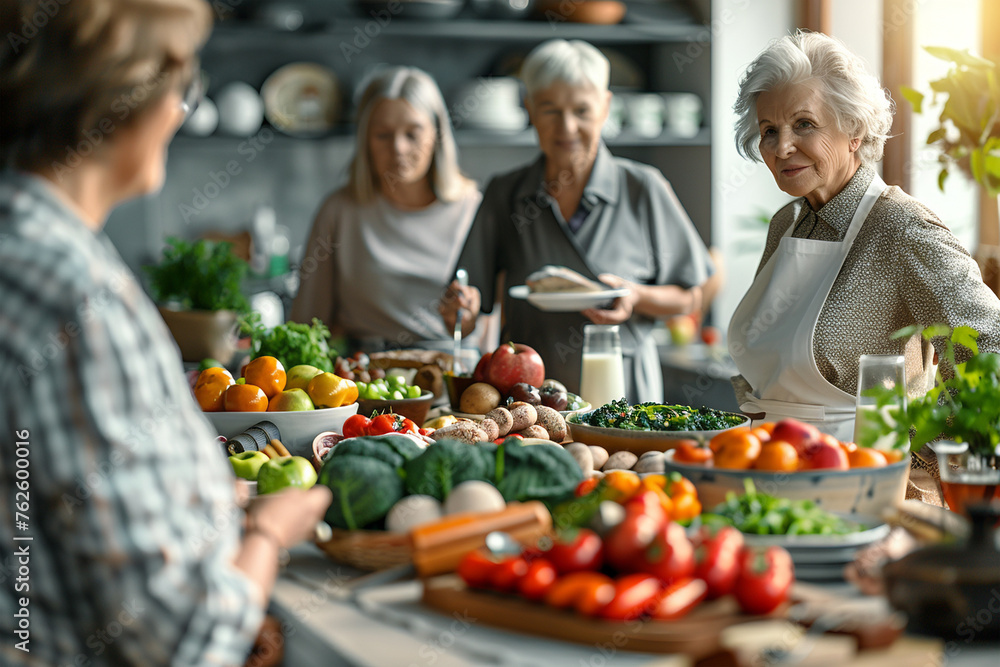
[215,82,264,137]
[180,96,218,136]
[443,480,506,515]
[384,495,443,533]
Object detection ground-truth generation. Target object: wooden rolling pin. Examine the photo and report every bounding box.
[410,501,551,577]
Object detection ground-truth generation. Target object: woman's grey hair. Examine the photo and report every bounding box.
[521,39,610,98]
[734,30,895,165]
[349,66,472,204]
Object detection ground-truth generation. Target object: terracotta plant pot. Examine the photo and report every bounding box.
[158,306,239,364]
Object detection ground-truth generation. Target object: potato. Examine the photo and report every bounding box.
[518,425,549,440]
[485,407,513,436]
[564,442,594,477]
[460,382,501,414]
[533,405,567,442]
[508,402,537,432]
[430,421,488,444]
[633,452,666,474]
[603,451,638,471]
[589,446,609,470]
[479,418,499,442]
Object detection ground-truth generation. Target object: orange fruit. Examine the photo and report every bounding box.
[883,449,907,464]
[753,440,799,472]
[193,367,235,412]
[709,426,753,453]
[750,426,773,444]
[713,432,762,469]
[849,448,888,468]
[672,441,713,464]
[244,356,286,399]
[223,383,268,412]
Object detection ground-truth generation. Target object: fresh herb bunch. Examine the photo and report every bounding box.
[241,312,336,372]
[700,480,859,536]
[857,325,1000,459]
[581,398,746,432]
[145,237,249,313]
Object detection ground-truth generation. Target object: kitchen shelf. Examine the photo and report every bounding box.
[170,127,709,149]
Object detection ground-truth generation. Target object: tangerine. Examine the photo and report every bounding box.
[848,448,888,468]
[224,383,268,412]
[753,440,799,472]
[193,367,234,412]
[244,356,286,399]
[713,431,762,469]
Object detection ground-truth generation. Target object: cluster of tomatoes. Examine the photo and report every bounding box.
[341,413,428,438]
[672,418,904,472]
[193,357,286,412]
[458,486,794,621]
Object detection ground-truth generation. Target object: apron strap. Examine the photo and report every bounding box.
[740,396,856,422]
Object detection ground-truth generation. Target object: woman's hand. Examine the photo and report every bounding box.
[582,273,639,325]
[246,485,333,549]
[439,280,481,337]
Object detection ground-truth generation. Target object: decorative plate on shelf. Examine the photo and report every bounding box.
[261,63,340,136]
[508,285,629,312]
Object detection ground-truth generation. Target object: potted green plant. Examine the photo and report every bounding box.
[902,46,1000,294]
[145,237,250,364]
[858,325,1000,515]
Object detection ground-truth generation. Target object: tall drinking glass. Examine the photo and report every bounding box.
[853,354,906,448]
[580,325,626,409]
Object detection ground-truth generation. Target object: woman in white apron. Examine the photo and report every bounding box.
[727,32,1000,468]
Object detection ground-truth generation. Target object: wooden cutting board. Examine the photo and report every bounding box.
[421,575,782,658]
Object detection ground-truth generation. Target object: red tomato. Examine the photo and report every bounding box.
[649,577,708,620]
[457,550,499,589]
[672,441,713,465]
[734,546,795,615]
[575,477,600,498]
[545,572,616,616]
[398,418,419,435]
[623,489,669,525]
[516,559,558,601]
[546,528,604,574]
[368,413,408,435]
[599,573,663,620]
[341,414,371,439]
[490,555,530,592]
[604,513,662,574]
[692,525,745,598]
[700,325,721,346]
[638,521,695,583]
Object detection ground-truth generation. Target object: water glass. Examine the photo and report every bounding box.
[853,354,906,447]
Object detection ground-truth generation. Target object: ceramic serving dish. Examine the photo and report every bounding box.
[204,403,358,458]
[663,450,910,516]
[566,412,750,455]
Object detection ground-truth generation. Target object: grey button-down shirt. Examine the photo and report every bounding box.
[454,144,714,402]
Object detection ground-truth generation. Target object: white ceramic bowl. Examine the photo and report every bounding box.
[204,404,358,458]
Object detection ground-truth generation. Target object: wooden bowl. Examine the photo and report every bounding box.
[356,391,435,426]
[663,450,910,516]
[315,527,411,571]
[566,412,750,455]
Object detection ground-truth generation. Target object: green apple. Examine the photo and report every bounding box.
[198,357,225,372]
[667,314,698,346]
[286,364,323,391]
[267,387,315,412]
[257,456,318,494]
[229,451,270,480]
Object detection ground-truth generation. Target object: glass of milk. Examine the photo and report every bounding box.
[853,354,906,448]
[580,324,627,410]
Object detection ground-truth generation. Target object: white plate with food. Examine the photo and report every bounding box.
[509,285,630,312]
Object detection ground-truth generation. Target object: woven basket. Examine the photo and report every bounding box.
[315,527,411,571]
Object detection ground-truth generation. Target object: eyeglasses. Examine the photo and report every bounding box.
[180,68,206,118]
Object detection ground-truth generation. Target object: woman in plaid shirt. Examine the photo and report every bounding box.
[0,1,332,665]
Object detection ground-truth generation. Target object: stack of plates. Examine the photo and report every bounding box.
[742,519,891,581]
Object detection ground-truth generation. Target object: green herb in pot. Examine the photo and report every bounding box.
[144,237,249,313]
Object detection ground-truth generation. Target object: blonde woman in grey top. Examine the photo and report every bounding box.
[727,32,1000,498]
[292,67,482,351]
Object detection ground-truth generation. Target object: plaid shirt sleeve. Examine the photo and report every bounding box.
[0,175,263,667]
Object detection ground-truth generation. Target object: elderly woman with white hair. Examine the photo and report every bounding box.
[728,31,1000,447]
[292,66,483,352]
[441,39,714,402]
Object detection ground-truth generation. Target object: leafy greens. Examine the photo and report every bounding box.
[579,398,746,432]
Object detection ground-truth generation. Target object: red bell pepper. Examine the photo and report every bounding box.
[733,546,794,615]
[692,525,745,598]
[650,577,708,620]
[544,571,616,616]
[599,573,663,620]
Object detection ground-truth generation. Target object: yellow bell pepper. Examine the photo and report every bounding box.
[306,372,358,408]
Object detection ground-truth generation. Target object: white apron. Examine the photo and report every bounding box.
[727,175,888,442]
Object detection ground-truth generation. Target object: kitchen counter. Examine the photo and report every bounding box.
[269,544,997,667]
